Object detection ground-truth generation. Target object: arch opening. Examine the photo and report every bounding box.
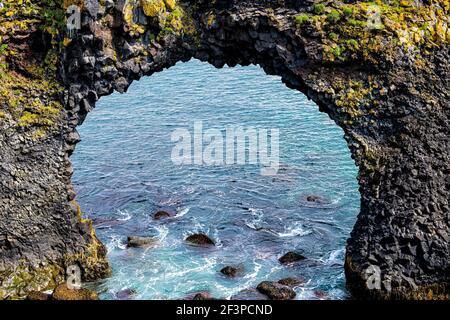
[71,59,360,300]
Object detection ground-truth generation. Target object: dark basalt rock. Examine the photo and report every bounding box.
[154,210,174,220]
[279,252,307,264]
[26,291,52,300]
[185,233,215,246]
[220,266,243,278]
[231,289,269,300]
[256,281,296,300]
[114,288,137,300]
[305,195,325,203]
[184,291,216,300]
[52,284,98,301]
[192,292,216,300]
[278,277,305,287]
[0,0,449,300]
[127,236,159,248]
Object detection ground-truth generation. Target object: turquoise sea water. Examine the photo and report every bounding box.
[71,59,360,300]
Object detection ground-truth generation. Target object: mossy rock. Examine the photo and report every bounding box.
[26,291,52,300]
[164,0,177,11]
[141,0,166,17]
[52,284,98,300]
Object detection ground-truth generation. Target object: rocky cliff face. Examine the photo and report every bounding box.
[0,0,449,299]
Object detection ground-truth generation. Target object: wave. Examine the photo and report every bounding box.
[117,210,132,221]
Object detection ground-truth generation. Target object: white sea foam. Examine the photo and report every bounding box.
[323,248,345,265]
[276,223,312,238]
[176,207,190,217]
[155,225,169,242]
[117,210,132,221]
[108,235,126,250]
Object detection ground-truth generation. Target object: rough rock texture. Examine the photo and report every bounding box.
[0,0,449,299]
[185,233,216,246]
[279,251,307,264]
[52,283,98,300]
[127,236,159,248]
[257,281,296,300]
[220,265,244,277]
[26,291,52,301]
[278,277,305,287]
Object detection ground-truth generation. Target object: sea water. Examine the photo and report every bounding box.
[71,59,360,300]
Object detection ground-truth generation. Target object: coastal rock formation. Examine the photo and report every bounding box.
[279,251,307,264]
[153,210,174,219]
[278,277,305,287]
[185,233,216,246]
[26,291,52,301]
[0,0,449,299]
[257,281,296,300]
[127,236,159,248]
[52,283,98,300]
[220,265,245,278]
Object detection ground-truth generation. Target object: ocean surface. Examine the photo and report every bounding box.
[71,59,360,300]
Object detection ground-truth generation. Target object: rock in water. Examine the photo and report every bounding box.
[220,266,241,277]
[314,290,328,299]
[278,277,305,287]
[231,289,269,300]
[185,233,215,246]
[127,236,158,248]
[154,210,173,220]
[52,284,98,300]
[183,291,216,300]
[278,251,306,264]
[306,195,324,203]
[192,292,215,300]
[256,281,296,300]
[114,288,137,300]
[26,291,51,300]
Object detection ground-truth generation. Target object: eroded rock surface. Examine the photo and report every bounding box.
[0,0,449,299]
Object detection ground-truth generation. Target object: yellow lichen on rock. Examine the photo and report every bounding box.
[52,284,98,301]
[141,0,166,17]
[63,0,85,10]
[164,0,177,11]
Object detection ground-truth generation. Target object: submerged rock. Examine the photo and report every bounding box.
[184,291,215,300]
[185,233,215,246]
[26,291,51,300]
[256,281,296,300]
[127,236,158,248]
[92,217,122,229]
[279,251,306,264]
[231,288,269,300]
[192,292,215,300]
[306,195,323,203]
[114,288,137,300]
[220,266,243,278]
[278,277,305,287]
[153,210,174,220]
[314,290,328,299]
[52,284,98,300]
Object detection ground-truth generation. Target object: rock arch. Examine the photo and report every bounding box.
[0,0,448,299]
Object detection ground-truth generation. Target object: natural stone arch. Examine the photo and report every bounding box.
[0,0,448,299]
